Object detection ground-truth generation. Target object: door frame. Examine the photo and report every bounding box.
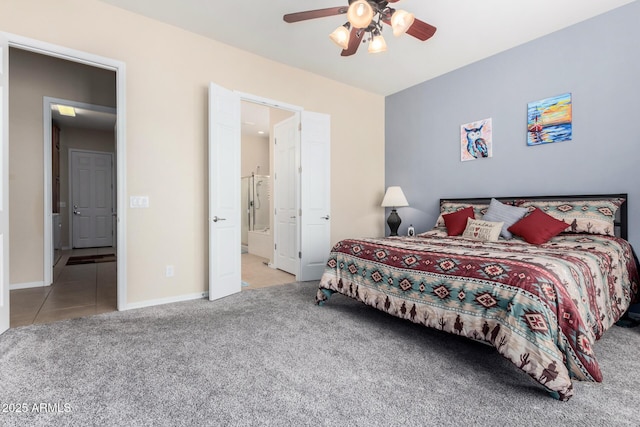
[43,97,117,283]
[5,32,128,310]
[236,92,302,279]
[68,148,116,249]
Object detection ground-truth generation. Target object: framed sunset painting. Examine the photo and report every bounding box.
[527,93,572,146]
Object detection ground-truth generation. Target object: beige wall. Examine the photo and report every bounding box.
[241,134,269,178]
[0,0,385,305]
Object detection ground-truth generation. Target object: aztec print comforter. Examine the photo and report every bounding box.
[316,229,639,401]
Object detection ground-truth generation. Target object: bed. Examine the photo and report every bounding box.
[316,194,639,401]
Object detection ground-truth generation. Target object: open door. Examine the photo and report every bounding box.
[0,34,9,333]
[273,115,299,276]
[208,82,241,301]
[300,111,331,281]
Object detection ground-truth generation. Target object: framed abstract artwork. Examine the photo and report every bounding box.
[461,118,492,162]
[527,93,572,146]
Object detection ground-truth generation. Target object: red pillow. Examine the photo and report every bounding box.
[508,208,569,244]
[443,206,475,236]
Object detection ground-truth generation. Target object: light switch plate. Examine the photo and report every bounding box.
[130,196,149,208]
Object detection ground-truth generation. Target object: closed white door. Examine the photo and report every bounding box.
[273,115,299,275]
[71,150,114,248]
[208,82,241,301]
[0,35,9,334]
[300,111,331,281]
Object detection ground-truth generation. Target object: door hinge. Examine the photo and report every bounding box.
[298,122,302,131]
[299,208,302,216]
[298,251,302,259]
[274,243,277,250]
[298,166,302,174]
[274,138,277,145]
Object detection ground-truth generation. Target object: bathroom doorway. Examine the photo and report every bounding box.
[240,100,295,289]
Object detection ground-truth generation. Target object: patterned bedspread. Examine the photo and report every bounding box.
[316,228,639,401]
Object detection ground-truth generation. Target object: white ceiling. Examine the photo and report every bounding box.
[97,0,635,96]
[241,101,271,138]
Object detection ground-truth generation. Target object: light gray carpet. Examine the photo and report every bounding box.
[0,281,638,426]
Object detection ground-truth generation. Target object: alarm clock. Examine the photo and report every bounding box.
[407,225,415,237]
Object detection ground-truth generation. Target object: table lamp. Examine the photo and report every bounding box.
[381,186,409,236]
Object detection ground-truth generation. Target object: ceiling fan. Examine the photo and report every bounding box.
[283,0,436,56]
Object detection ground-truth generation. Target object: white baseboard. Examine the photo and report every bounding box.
[124,291,208,311]
[10,281,48,290]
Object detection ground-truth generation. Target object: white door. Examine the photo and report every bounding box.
[0,35,9,334]
[208,82,241,301]
[273,115,299,275]
[300,111,331,281]
[71,150,114,248]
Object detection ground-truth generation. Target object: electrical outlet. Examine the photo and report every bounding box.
[165,265,174,277]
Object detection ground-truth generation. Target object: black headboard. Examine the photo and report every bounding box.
[440,194,628,240]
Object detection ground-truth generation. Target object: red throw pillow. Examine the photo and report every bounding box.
[508,208,569,244]
[443,206,475,236]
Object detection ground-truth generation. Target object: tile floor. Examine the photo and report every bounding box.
[10,247,117,328]
[9,249,296,328]
[241,253,296,290]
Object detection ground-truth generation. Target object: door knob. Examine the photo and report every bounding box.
[73,210,81,215]
[321,215,330,220]
[212,216,226,222]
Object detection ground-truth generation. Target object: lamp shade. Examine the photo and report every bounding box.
[368,34,387,53]
[347,0,374,29]
[329,25,351,49]
[381,186,409,207]
[390,10,415,36]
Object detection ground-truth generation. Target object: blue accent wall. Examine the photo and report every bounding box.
[385,2,640,253]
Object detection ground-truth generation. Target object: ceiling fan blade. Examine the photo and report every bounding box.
[405,18,437,41]
[283,7,348,23]
[381,11,437,42]
[341,28,365,57]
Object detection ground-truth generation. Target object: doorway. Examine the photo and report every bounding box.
[44,97,118,264]
[2,35,127,332]
[208,83,331,302]
[239,100,296,289]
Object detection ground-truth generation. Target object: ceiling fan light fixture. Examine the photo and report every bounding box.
[347,0,374,29]
[391,10,415,36]
[368,34,387,53]
[329,23,351,49]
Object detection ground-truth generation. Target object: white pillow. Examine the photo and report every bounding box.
[482,198,527,239]
[461,218,504,242]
